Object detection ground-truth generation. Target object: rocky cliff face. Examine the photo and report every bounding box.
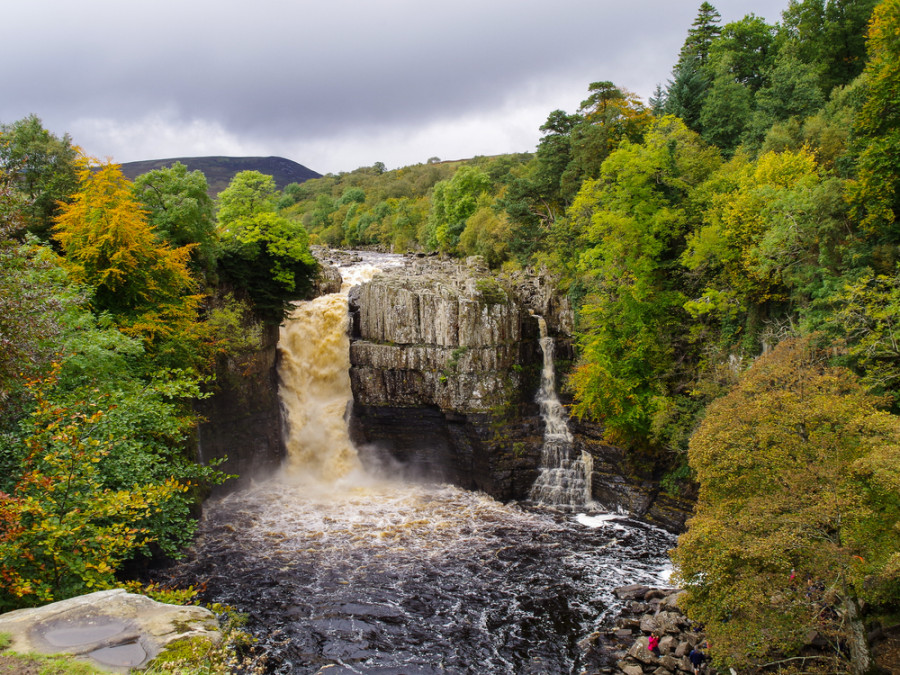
[347,256,550,499]
[195,322,285,492]
[347,255,693,530]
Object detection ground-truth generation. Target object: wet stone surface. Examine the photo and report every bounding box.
[158,481,674,674]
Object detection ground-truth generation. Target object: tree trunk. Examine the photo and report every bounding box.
[843,595,874,675]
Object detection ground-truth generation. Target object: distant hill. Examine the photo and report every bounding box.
[119,156,322,197]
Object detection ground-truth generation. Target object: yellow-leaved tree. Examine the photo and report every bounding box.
[53,158,206,370]
[672,336,900,674]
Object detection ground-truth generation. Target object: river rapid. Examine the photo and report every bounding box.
[161,252,674,674]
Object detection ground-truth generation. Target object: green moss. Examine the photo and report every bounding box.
[0,651,106,674]
[475,278,508,305]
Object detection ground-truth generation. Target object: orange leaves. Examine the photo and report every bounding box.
[53,157,199,323]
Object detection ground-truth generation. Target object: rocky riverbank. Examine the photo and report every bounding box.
[582,585,714,675]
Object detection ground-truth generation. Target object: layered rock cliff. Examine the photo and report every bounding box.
[347,256,550,499]
[347,254,693,529]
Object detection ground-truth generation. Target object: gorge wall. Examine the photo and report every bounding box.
[345,255,692,530]
[195,322,285,491]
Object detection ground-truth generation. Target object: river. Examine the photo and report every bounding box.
[162,252,674,674]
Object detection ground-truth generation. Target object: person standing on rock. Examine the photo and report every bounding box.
[689,644,706,674]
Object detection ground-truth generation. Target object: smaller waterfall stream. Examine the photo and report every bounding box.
[529,315,592,508]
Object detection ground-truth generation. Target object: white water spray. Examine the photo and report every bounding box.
[529,315,593,507]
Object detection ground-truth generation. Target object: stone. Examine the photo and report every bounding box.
[659,635,677,654]
[644,588,667,601]
[640,614,660,633]
[661,590,686,611]
[619,662,644,675]
[627,637,657,665]
[652,667,671,675]
[660,654,680,671]
[616,584,652,601]
[674,640,691,658]
[677,656,694,672]
[0,589,220,673]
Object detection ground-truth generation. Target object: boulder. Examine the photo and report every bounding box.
[659,635,677,654]
[660,654,681,671]
[619,662,645,675]
[615,584,652,601]
[0,589,220,673]
[627,636,657,665]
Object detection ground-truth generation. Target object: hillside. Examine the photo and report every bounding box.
[120,155,321,196]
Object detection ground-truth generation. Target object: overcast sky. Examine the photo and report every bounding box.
[2,0,788,175]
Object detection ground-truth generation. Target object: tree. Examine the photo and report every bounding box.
[664,57,710,134]
[0,369,188,609]
[217,171,317,322]
[779,0,878,94]
[0,115,79,240]
[569,116,720,447]
[708,14,776,93]
[672,336,900,674]
[678,2,723,67]
[132,162,217,275]
[847,0,900,249]
[425,165,492,254]
[700,57,754,153]
[53,159,198,318]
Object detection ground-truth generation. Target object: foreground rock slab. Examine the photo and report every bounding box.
[0,589,220,672]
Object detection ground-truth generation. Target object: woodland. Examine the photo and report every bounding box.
[1,0,899,672]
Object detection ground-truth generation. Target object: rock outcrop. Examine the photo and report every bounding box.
[581,585,715,675]
[0,589,220,673]
[348,256,551,499]
[347,255,694,525]
[195,322,285,492]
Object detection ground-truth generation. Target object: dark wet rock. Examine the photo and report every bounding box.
[616,584,652,601]
[195,322,285,493]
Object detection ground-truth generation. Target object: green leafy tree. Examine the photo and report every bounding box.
[132,161,217,275]
[0,115,79,240]
[828,270,900,404]
[847,0,900,250]
[699,57,754,153]
[673,337,900,674]
[779,0,878,94]
[744,53,826,148]
[682,148,850,349]
[217,170,317,322]
[708,14,776,93]
[570,116,720,446]
[458,198,512,267]
[426,166,492,254]
[0,369,188,609]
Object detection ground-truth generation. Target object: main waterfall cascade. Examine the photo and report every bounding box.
[277,263,384,485]
[528,315,593,508]
[165,252,674,674]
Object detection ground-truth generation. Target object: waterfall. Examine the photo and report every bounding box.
[277,263,382,485]
[529,315,592,507]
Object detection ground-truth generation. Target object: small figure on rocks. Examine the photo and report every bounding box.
[689,643,706,674]
[648,632,660,656]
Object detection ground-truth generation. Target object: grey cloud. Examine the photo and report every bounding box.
[1,0,788,170]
